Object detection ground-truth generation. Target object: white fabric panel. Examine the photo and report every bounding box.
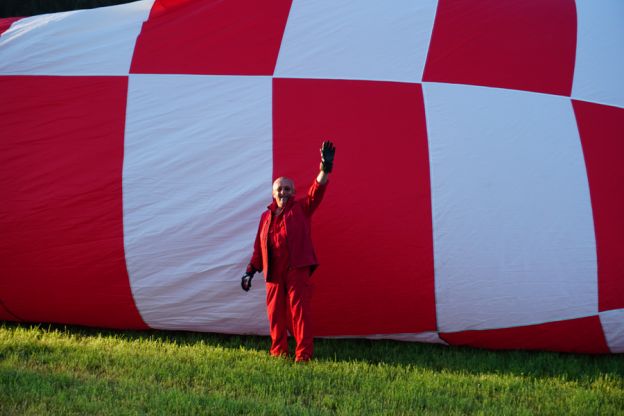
[572,0,624,108]
[600,309,624,353]
[274,0,437,82]
[424,83,598,332]
[0,0,153,76]
[124,75,272,334]
[340,332,447,345]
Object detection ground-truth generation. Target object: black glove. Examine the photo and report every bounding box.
[241,270,255,292]
[320,140,336,173]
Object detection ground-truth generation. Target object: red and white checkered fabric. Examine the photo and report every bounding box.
[1,0,623,353]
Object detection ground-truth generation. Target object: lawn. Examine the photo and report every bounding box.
[1,322,622,415]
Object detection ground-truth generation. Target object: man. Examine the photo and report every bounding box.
[241,141,336,362]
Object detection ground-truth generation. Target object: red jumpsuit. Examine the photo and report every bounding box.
[248,179,327,361]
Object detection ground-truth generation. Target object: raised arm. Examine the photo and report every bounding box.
[305,141,335,215]
[316,170,329,185]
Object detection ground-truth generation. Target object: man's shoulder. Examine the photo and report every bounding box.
[289,198,309,214]
[258,209,272,224]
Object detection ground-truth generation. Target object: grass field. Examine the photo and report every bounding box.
[1,322,623,415]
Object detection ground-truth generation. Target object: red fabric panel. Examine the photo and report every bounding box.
[441,316,610,354]
[273,78,436,336]
[0,301,21,321]
[131,0,292,75]
[573,100,624,312]
[0,311,14,321]
[0,76,147,329]
[147,0,196,17]
[423,0,577,96]
[0,17,22,36]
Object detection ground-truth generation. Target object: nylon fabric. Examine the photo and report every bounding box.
[1,0,623,354]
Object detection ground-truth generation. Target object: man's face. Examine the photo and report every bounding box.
[272,178,295,208]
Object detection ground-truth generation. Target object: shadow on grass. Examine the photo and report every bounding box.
[3,321,623,382]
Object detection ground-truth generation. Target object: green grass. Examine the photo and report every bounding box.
[1,323,623,415]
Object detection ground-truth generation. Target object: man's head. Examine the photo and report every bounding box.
[272,177,295,208]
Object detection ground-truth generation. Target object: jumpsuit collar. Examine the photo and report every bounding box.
[268,196,295,213]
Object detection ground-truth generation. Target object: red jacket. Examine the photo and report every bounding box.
[249,179,327,281]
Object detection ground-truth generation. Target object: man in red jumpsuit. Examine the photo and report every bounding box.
[241,141,335,362]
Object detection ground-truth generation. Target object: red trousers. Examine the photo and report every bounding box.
[265,266,313,361]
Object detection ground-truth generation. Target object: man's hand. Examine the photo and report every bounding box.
[320,141,336,173]
[241,270,255,292]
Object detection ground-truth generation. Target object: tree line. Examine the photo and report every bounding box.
[0,0,136,17]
